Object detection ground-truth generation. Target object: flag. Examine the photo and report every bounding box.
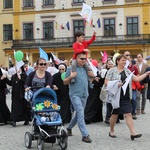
[60,24,64,29]
[14,50,16,57]
[55,21,59,29]
[87,59,98,76]
[97,18,101,28]
[90,19,93,27]
[16,60,25,71]
[51,52,61,65]
[49,57,52,63]
[26,52,29,61]
[79,3,92,23]
[100,51,104,57]
[39,47,48,61]
[102,51,108,63]
[66,21,70,30]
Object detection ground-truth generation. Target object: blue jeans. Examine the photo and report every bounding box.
[131,90,136,115]
[67,96,89,137]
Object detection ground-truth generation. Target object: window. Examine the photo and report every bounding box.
[3,0,13,8]
[127,17,138,35]
[23,23,33,39]
[73,0,83,3]
[3,24,12,41]
[43,22,54,39]
[102,0,117,4]
[73,20,84,36]
[43,0,54,5]
[104,18,115,36]
[23,0,33,7]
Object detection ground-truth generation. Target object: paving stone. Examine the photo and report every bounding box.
[0,94,150,150]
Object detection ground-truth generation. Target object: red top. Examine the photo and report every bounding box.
[128,64,140,90]
[128,64,138,75]
[72,35,96,59]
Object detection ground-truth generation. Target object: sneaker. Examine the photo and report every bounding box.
[136,109,140,115]
[141,110,145,114]
[82,136,92,143]
[132,115,137,120]
[66,128,72,136]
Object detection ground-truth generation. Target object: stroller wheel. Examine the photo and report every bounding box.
[37,138,45,150]
[58,129,68,150]
[24,132,32,149]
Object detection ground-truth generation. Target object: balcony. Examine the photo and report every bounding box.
[12,34,150,49]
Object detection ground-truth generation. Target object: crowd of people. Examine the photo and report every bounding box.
[0,30,150,144]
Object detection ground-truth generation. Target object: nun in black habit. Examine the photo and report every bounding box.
[53,63,71,123]
[84,72,104,124]
[84,60,104,124]
[0,68,11,124]
[10,66,31,127]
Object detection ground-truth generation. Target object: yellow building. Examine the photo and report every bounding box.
[1,0,150,67]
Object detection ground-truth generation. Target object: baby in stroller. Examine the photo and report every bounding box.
[24,87,68,150]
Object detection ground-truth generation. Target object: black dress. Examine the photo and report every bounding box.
[53,72,71,123]
[0,69,11,124]
[10,73,31,122]
[112,71,132,114]
[84,74,104,123]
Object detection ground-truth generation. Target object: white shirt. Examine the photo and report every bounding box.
[138,62,143,73]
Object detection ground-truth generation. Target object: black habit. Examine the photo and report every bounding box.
[10,72,31,122]
[53,72,71,123]
[84,75,104,123]
[0,68,11,124]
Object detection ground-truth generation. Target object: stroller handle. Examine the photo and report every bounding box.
[28,86,44,90]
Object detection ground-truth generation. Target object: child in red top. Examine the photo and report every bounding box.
[71,30,96,82]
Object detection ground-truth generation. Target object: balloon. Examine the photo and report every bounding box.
[91,59,98,67]
[61,72,66,81]
[14,50,24,61]
[113,53,120,64]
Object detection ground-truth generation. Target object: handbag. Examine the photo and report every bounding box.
[100,84,107,103]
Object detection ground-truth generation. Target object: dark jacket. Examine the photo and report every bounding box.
[25,71,53,89]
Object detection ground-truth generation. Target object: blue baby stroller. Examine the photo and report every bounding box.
[24,88,68,150]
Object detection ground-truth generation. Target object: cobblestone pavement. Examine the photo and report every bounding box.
[1,93,150,150]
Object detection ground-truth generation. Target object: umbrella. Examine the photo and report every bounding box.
[145,56,150,60]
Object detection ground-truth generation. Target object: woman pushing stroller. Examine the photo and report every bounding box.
[25,57,53,92]
[24,58,68,150]
[25,57,53,131]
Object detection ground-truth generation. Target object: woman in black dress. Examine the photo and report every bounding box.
[10,66,31,127]
[105,54,150,140]
[53,63,71,123]
[0,68,11,124]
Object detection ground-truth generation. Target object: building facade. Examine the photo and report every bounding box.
[0,0,150,67]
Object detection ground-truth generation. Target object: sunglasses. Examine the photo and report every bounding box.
[59,69,65,71]
[39,63,47,66]
[80,58,87,61]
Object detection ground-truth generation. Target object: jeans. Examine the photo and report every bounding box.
[131,90,136,115]
[67,96,89,137]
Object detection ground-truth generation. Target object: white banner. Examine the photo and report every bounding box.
[79,3,92,23]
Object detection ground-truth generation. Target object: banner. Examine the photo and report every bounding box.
[79,3,92,23]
